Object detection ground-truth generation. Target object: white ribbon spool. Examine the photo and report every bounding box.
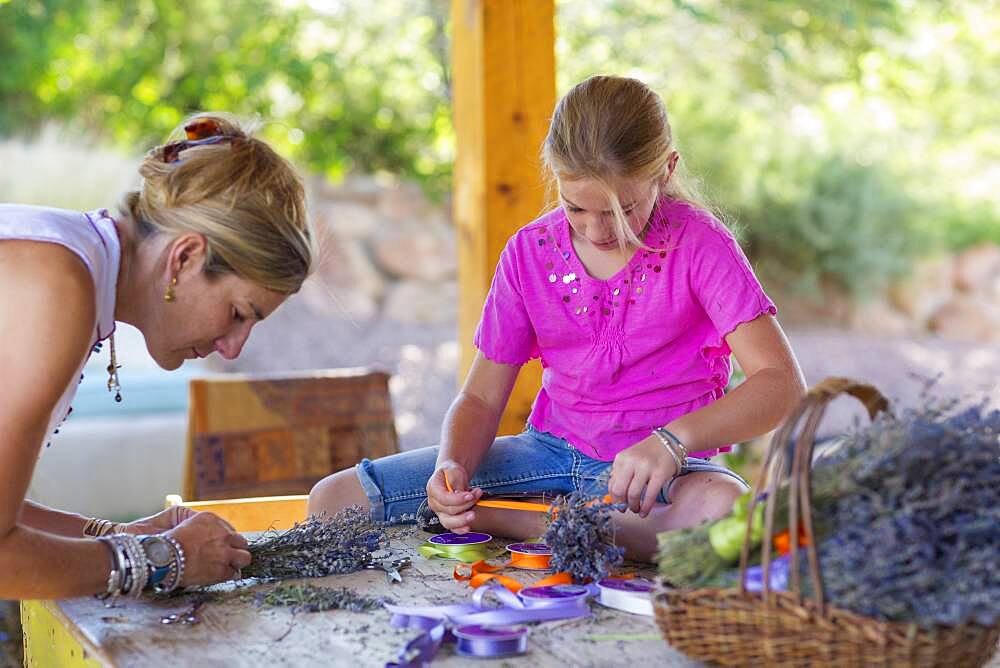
[596,578,654,616]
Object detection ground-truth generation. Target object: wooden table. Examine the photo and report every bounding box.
[22,530,699,667]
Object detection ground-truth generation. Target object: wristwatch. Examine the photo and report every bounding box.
[140,535,174,588]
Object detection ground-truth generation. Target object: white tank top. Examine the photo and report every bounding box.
[0,204,121,446]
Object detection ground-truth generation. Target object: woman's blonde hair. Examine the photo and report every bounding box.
[542,75,719,248]
[121,112,315,294]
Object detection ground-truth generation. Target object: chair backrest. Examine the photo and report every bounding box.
[184,368,398,501]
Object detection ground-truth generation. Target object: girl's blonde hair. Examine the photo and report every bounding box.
[121,112,315,294]
[542,75,719,248]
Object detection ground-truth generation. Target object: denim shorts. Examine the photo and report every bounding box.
[355,427,748,525]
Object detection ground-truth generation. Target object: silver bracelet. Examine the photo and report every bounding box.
[96,537,123,601]
[117,533,149,598]
[156,535,186,593]
[653,427,688,475]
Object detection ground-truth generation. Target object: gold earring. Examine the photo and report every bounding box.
[164,276,177,302]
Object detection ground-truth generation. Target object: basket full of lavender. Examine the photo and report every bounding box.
[654,377,1000,667]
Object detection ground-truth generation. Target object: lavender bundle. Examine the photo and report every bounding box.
[543,492,625,582]
[253,583,388,614]
[242,506,387,581]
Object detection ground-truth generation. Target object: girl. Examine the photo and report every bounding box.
[0,113,315,598]
[310,75,805,559]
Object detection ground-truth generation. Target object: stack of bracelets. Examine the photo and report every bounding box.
[95,533,186,604]
[652,427,689,476]
[82,517,129,537]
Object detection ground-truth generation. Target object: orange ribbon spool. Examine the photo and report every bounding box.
[508,551,552,570]
[454,560,573,593]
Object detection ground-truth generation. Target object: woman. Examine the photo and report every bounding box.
[0,114,315,599]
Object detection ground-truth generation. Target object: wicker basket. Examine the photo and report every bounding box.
[654,377,1000,667]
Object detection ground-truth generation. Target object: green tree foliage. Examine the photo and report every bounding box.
[0,0,453,192]
[1,0,997,292]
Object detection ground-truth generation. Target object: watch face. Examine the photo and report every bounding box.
[144,538,173,567]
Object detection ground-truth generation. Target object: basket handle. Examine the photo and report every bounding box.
[737,377,890,613]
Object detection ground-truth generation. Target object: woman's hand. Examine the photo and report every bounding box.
[426,461,483,533]
[609,434,679,518]
[123,505,198,535]
[167,512,250,586]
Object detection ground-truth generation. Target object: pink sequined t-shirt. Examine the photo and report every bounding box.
[473,198,776,462]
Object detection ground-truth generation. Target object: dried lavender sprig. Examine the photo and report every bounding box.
[242,506,387,581]
[544,492,625,582]
[253,583,388,614]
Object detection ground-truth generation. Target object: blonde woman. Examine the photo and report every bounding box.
[310,76,806,560]
[0,115,314,599]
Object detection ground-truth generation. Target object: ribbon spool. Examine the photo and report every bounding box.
[419,532,494,563]
[454,560,573,592]
[518,584,591,609]
[596,577,655,616]
[506,542,552,570]
[453,624,528,658]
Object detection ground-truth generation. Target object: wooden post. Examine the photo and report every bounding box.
[451,0,555,435]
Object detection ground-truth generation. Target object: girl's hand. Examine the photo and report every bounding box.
[609,434,679,518]
[167,512,251,586]
[425,461,483,533]
[123,505,199,535]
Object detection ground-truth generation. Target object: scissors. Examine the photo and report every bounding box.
[364,555,411,583]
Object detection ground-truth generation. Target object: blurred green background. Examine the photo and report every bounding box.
[1,0,998,297]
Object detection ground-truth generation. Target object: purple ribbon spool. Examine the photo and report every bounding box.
[518,584,591,609]
[453,624,528,658]
[506,542,552,555]
[428,532,492,546]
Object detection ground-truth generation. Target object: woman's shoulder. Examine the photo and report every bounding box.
[0,203,88,223]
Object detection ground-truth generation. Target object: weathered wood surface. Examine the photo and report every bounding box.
[51,530,698,667]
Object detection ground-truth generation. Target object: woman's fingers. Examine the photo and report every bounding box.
[230,547,252,569]
[228,532,249,550]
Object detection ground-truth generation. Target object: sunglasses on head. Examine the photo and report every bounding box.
[161,119,238,164]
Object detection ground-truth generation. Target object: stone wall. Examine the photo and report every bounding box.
[300,175,458,325]
[302,173,1000,344]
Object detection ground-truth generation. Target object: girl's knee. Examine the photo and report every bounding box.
[308,468,367,517]
[671,472,745,523]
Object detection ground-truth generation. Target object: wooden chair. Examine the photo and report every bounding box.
[182,368,398,502]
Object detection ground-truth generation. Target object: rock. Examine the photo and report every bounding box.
[299,278,378,320]
[887,255,953,324]
[847,297,913,337]
[953,243,1000,293]
[381,280,458,324]
[300,233,384,321]
[377,181,434,222]
[314,201,383,239]
[373,222,457,282]
[927,295,1000,344]
[312,174,384,205]
[762,276,855,329]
